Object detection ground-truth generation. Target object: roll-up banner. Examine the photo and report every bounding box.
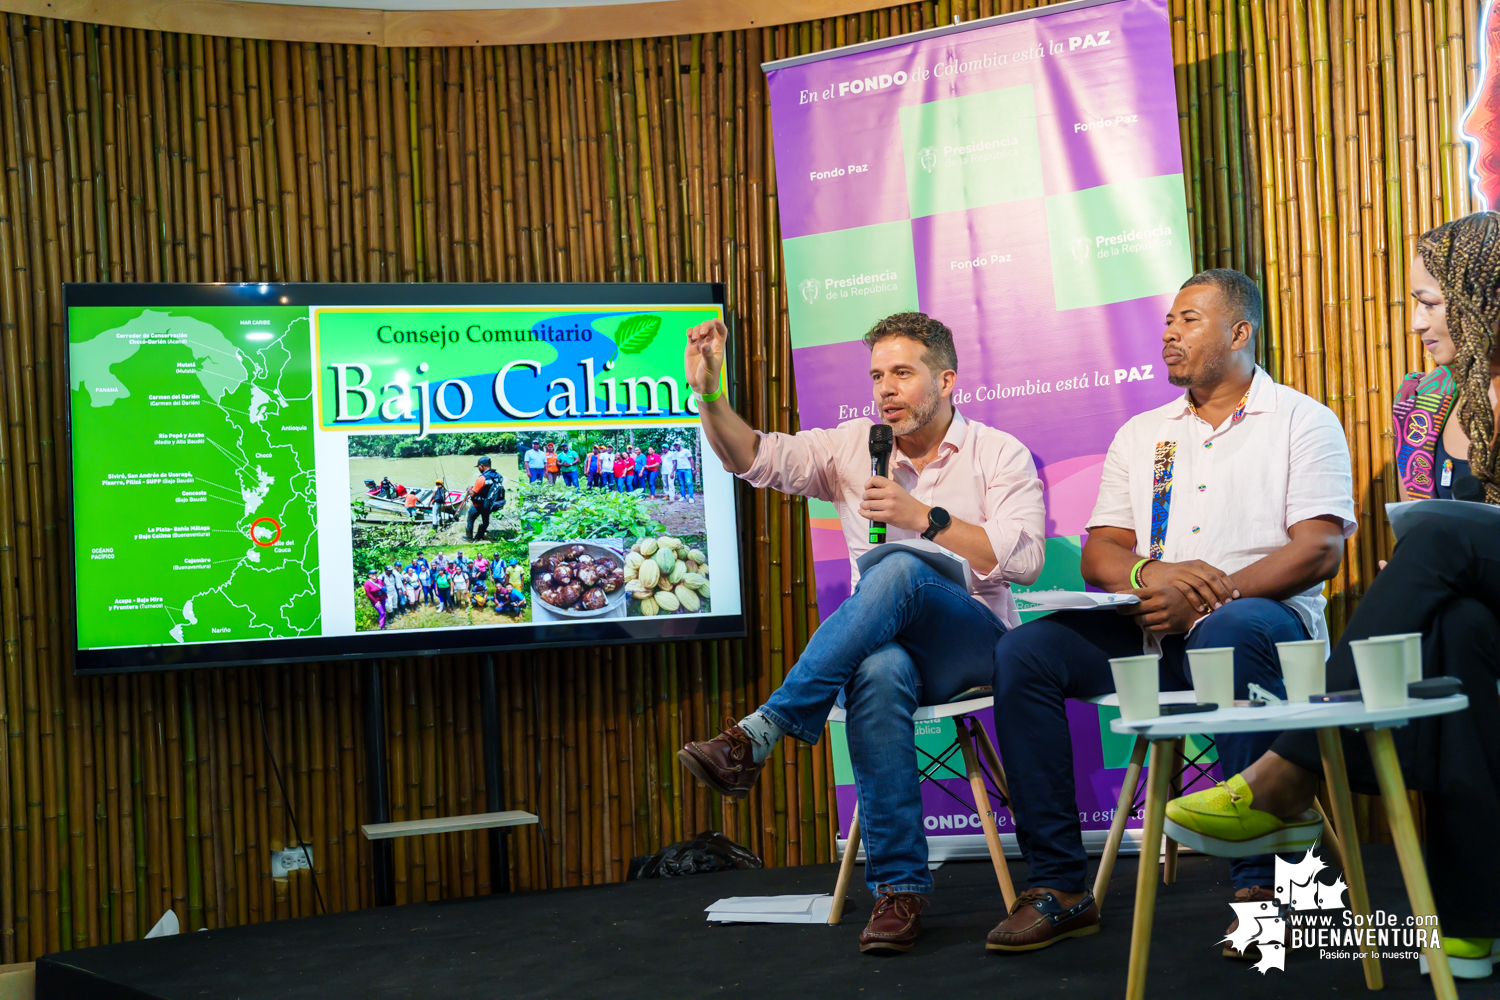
[764,0,1201,859]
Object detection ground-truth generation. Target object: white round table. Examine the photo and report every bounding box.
[1109,694,1469,1000]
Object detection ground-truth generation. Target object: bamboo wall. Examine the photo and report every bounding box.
[0,0,1478,965]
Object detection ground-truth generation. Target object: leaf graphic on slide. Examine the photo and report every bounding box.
[615,314,662,354]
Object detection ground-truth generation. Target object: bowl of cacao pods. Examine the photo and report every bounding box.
[529,542,629,618]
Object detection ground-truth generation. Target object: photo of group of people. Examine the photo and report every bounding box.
[349,427,709,632]
[520,437,698,501]
[357,548,531,630]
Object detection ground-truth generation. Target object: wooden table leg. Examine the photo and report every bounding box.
[1365,728,1456,1000]
[1093,736,1147,908]
[1163,739,1182,885]
[1317,727,1383,990]
[1125,740,1175,1000]
[959,719,1017,911]
[828,804,861,926]
[1309,795,1345,874]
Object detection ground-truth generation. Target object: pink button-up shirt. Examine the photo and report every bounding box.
[741,410,1046,628]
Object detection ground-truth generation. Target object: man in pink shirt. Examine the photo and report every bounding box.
[676,311,1045,954]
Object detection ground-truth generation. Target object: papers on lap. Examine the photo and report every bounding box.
[855,537,974,593]
[1013,590,1142,613]
[1385,498,1500,539]
[704,894,834,924]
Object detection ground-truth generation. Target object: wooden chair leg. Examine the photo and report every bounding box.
[1366,728,1456,1000]
[971,717,1011,800]
[828,805,861,926]
[1317,728,1383,991]
[1125,741,1175,1000]
[958,718,1017,911]
[1094,735,1148,908]
[1163,739,1182,884]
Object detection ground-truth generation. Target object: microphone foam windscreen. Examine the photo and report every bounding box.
[1452,474,1486,503]
[868,423,894,454]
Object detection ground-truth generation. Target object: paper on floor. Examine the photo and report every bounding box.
[705,894,834,924]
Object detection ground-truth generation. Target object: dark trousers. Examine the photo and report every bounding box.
[993,598,1310,893]
[1271,514,1500,938]
[466,505,490,541]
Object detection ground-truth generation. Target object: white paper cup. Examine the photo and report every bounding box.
[1351,636,1410,710]
[1276,639,1327,702]
[1186,646,1236,708]
[1109,654,1162,722]
[1385,632,1423,683]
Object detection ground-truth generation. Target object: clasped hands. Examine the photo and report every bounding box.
[1126,559,1242,635]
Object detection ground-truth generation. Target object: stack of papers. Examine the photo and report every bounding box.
[857,538,973,593]
[704,894,834,924]
[1014,590,1141,613]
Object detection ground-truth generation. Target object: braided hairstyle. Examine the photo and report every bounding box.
[1415,212,1500,504]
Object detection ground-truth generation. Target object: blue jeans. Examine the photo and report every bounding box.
[676,469,694,499]
[528,467,545,482]
[562,471,578,487]
[759,551,1007,894]
[992,598,1310,893]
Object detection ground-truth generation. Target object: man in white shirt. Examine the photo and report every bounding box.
[985,270,1356,955]
[659,441,678,500]
[676,312,1046,954]
[673,441,696,500]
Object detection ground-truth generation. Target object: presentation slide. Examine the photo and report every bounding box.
[66,284,744,672]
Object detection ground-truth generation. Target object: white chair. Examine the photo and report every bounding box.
[825,691,1016,924]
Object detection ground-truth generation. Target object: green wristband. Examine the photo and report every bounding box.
[1129,557,1153,589]
[696,368,727,403]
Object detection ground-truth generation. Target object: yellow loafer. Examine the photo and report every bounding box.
[1164,774,1323,858]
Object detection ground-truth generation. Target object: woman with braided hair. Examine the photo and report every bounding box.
[1397,212,1500,501]
[1165,211,1500,979]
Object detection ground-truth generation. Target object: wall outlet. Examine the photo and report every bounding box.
[271,846,313,878]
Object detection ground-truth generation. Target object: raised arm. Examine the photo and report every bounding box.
[686,318,758,475]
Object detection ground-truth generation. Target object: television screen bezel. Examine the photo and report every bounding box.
[64,281,747,675]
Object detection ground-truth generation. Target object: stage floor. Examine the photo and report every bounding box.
[37,845,1493,999]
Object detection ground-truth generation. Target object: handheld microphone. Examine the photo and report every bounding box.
[868,424,894,544]
[1452,474,1486,503]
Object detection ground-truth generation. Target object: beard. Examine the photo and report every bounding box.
[1168,351,1225,388]
[886,380,943,436]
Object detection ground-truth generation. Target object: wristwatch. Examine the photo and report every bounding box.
[921,506,951,541]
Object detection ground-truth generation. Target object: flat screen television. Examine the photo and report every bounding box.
[65,282,745,674]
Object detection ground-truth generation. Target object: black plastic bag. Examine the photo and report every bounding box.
[628,831,763,880]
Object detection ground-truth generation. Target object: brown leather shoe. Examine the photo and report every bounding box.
[985,888,1100,952]
[858,885,928,953]
[677,722,765,798]
[1223,886,1277,959]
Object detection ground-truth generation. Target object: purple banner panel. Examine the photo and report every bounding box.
[766,0,1194,844]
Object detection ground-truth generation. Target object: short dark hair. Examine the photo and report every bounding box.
[862,312,958,374]
[1180,268,1262,336]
